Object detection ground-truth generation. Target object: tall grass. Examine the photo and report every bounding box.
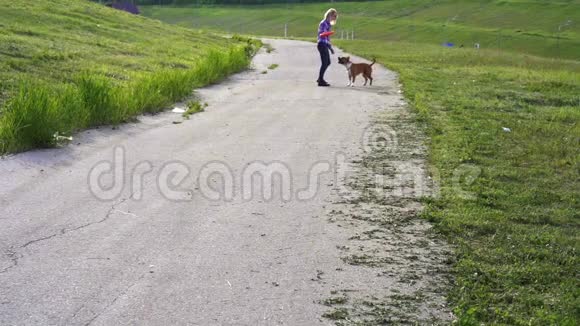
[0,42,259,154]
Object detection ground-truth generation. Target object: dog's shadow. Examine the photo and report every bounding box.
[334,85,396,96]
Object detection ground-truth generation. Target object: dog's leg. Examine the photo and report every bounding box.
[363,71,373,86]
[347,71,352,87]
[363,76,368,86]
[351,75,356,87]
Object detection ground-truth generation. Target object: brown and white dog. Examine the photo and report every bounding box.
[337,56,375,87]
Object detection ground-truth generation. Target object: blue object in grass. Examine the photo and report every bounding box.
[443,42,455,47]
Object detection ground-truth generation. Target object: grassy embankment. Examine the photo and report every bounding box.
[337,40,579,325]
[141,0,580,60]
[0,0,260,154]
[144,1,580,324]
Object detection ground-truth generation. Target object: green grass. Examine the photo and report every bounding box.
[334,39,579,325]
[141,0,580,60]
[141,1,580,324]
[0,0,260,154]
[182,100,207,119]
[267,63,279,70]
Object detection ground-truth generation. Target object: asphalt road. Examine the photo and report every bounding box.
[0,39,444,325]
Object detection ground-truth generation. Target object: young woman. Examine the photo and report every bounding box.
[317,8,337,87]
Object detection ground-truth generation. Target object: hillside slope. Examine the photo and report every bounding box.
[0,0,258,153]
[142,0,580,60]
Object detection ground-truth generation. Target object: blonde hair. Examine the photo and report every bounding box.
[324,8,337,21]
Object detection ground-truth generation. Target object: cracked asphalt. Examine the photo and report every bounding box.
[0,39,451,325]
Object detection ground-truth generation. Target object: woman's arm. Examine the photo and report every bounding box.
[320,21,334,53]
[317,20,334,54]
[318,20,329,37]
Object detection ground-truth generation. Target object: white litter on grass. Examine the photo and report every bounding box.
[172,107,186,113]
[502,127,511,133]
[53,132,72,142]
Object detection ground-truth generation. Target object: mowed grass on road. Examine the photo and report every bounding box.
[0,0,260,154]
[335,40,579,325]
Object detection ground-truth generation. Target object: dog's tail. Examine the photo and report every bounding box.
[370,58,376,66]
